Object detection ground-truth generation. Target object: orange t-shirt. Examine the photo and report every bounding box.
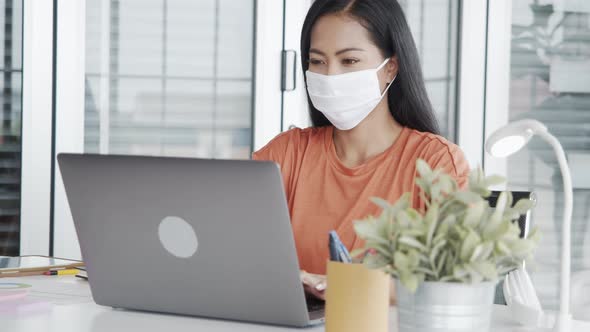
[252,126,469,275]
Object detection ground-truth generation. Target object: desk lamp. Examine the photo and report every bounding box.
[485,119,573,332]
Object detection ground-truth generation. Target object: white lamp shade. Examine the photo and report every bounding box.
[488,135,528,158]
[485,119,548,158]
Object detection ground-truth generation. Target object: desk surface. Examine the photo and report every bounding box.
[0,275,557,332]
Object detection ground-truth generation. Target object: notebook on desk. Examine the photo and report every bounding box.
[0,255,84,278]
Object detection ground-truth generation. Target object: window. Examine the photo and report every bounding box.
[50,0,265,259]
[0,0,22,255]
[85,0,255,159]
[400,0,460,139]
[505,0,590,309]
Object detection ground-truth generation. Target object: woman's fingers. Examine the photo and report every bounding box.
[300,271,327,300]
[315,281,326,291]
[303,283,326,301]
[301,271,326,288]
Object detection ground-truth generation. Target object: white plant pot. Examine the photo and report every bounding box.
[395,279,496,332]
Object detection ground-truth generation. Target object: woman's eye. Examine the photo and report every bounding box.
[342,58,359,65]
[309,59,325,65]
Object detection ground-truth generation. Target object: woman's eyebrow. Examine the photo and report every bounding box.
[309,47,366,56]
[335,47,365,55]
[309,48,326,56]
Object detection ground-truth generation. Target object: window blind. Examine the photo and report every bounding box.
[84,0,255,159]
[0,0,22,256]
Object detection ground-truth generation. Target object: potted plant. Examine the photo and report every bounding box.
[352,160,541,332]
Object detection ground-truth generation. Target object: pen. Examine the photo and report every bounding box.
[43,269,79,276]
[329,231,352,263]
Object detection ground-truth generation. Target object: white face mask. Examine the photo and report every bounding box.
[305,58,394,130]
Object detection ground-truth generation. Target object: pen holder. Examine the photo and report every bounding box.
[325,261,390,332]
[396,279,495,332]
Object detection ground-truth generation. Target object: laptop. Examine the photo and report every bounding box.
[57,153,325,327]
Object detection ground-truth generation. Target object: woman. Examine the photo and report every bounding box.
[253,0,469,302]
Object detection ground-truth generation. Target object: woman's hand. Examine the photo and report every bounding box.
[300,270,327,301]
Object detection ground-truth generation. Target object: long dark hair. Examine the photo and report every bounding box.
[300,0,440,135]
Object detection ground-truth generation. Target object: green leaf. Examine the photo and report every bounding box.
[370,197,392,211]
[526,227,541,243]
[471,261,497,280]
[484,174,506,187]
[430,183,442,202]
[350,248,366,261]
[463,200,486,227]
[508,239,536,257]
[438,174,456,194]
[468,167,487,191]
[407,250,422,270]
[425,203,439,248]
[472,186,492,198]
[429,239,447,268]
[483,220,511,242]
[495,241,512,256]
[364,253,390,269]
[391,193,412,211]
[453,266,470,280]
[394,251,410,270]
[482,205,506,240]
[396,210,413,227]
[465,263,484,283]
[353,221,389,245]
[400,228,425,238]
[453,191,482,205]
[382,265,399,278]
[415,178,431,194]
[415,267,437,277]
[365,241,392,260]
[513,198,535,214]
[416,159,433,180]
[495,191,509,213]
[399,236,428,252]
[469,241,494,262]
[436,250,448,277]
[460,229,481,262]
[505,192,514,213]
[400,271,419,293]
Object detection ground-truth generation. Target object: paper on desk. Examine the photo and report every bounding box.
[2,276,93,305]
[325,262,390,332]
[0,297,51,316]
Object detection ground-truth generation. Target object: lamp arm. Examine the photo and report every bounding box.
[537,130,573,331]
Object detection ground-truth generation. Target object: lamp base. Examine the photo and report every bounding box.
[552,313,572,332]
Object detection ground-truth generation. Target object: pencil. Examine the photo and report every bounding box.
[43,269,79,276]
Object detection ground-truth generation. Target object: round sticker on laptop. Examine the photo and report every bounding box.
[158,216,199,258]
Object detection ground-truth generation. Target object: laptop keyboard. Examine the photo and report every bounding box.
[305,296,325,313]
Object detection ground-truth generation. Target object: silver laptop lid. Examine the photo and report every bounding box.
[58,154,311,327]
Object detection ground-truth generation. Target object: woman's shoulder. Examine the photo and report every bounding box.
[404,128,469,177]
[406,128,459,152]
[252,126,328,161]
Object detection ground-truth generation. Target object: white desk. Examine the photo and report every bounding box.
[0,276,565,331]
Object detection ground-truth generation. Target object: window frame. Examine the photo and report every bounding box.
[48,0,288,259]
[20,0,53,255]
